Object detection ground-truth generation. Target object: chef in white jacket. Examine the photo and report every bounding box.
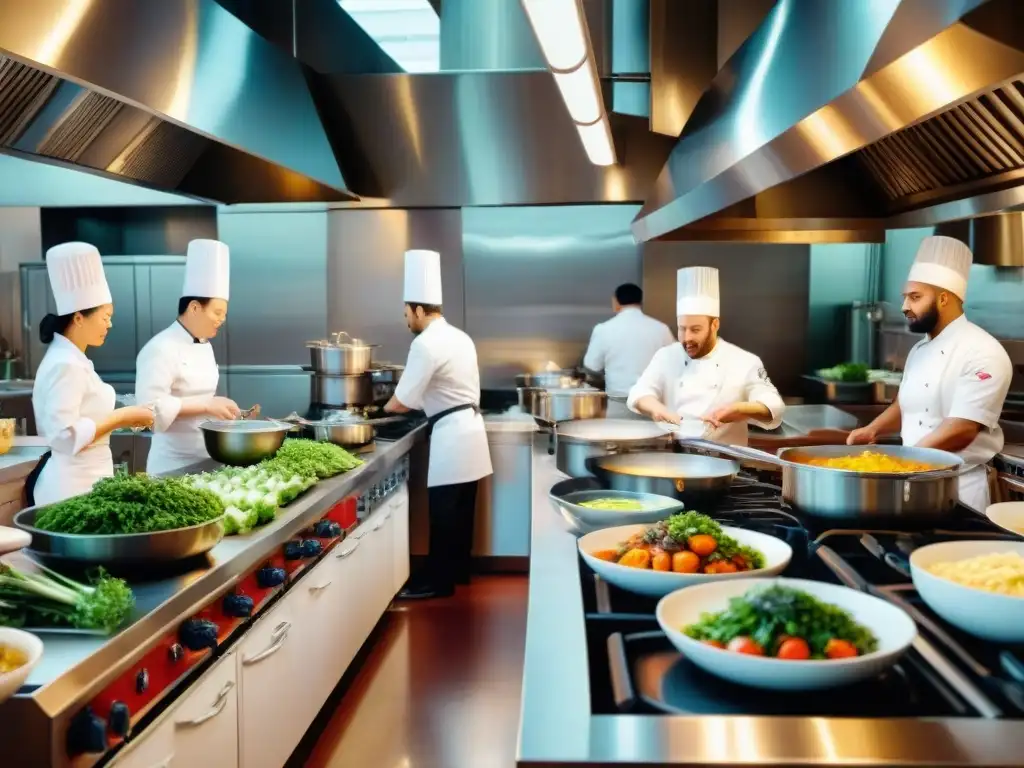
[627,266,785,446]
[28,243,153,506]
[848,236,1011,511]
[384,250,493,599]
[135,239,240,475]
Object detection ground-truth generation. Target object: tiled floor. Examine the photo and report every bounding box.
[300,575,528,768]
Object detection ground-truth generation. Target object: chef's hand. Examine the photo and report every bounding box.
[116,406,154,430]
[846,426,878,446]
[702,404,745,429]
[206,397,241,421]
[647,403,681,426]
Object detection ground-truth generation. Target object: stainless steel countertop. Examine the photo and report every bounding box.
[5,427,425,740]
[517,447,1024,767]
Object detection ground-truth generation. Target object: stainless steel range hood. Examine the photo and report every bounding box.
[0,0,355,204]
[631,0,1024,243]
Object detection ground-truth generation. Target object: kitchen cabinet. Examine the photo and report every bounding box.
[391,483,410,592]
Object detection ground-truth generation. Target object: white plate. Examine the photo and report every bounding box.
[655,577,916,691]
[985,502,1024,539]
[578,523,792,598]
[0,526,30,556]
[910,539,1024,643]
[0,627,43,704]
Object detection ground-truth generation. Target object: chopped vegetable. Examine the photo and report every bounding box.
[34,475,223,535]
[264,439,363,480]
[665,512,766,570]
[684,585,878,660]
[816,362,870,383]
[0,564,134,634]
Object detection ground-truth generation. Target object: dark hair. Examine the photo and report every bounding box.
[615,283,643,306]
[39,306,101,344]
[178,296,212,316]
[405,302,442,316]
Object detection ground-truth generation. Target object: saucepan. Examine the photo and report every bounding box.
[280,412,403,448]
[586,451,742,508]
[679,438,968,522]
[199,419,292,466]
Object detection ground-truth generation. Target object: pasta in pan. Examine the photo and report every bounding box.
[799,451,939,473]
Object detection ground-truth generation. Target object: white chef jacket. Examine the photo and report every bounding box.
[627,339,785,446]
[31,334,116,505]
[898,315,1011,511]
[583,307,675,397]
[135,323,220,475]
[394,317,493,488]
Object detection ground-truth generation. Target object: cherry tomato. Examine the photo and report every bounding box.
[703,560,737,574]
[732,554,750,570]
[702,639,726,649]
[651,551,671,572]
[825,638,859,659]
[672,550,700,573]
[776,637,811,660]
[726,636,764,656]
[687,534,718,557]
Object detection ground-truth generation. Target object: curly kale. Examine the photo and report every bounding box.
[262,439,363,480]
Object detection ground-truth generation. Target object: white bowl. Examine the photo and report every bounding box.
[578,523,792,598]
[909,539,1024,643]
[655,577,916,691]
[985,502,1024,539]
[0,628,43,704]
[0,526,31,556]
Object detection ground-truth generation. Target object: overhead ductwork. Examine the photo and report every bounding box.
[0,0,354,204]
[631,0,1024,244]
[936,212,1024,266]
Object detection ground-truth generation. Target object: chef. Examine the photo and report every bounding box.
[847,236,1012,511]
[135,239,240,474]
[28,243,154,506]
[583,282,674,419]
[384,249,493,600]
[627,266,785,445]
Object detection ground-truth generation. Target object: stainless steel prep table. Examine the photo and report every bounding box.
[517,447,1024,767]
[2,425,425,767]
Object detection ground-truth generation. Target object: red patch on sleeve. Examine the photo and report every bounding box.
[977,371,992,381]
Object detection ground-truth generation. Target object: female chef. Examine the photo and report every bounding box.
[28,242,154,506]
[135,239,240,475]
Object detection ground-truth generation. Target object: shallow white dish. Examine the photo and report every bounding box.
[909,539,1024,643]
[0,526,31,556]
[578,523,792,598]
[0,627,43,704]
[985,502,1024,539]
[655,577,916,691]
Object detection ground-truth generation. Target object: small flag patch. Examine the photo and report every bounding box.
[977,371,992,381]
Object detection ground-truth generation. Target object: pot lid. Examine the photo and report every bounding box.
[556,418,669,442]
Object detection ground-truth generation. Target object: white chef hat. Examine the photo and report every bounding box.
[404,249,443,305]
[46,242,112,316]
[182,239,230,300]
[676,266,720,317]
[907,235,972,300]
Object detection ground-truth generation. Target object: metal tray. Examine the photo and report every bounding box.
[13,508,225,565]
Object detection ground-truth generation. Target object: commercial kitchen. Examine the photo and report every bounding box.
[2,1,1024,767]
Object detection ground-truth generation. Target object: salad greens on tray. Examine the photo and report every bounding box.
[683,584,878,660]
[0,564,134,634]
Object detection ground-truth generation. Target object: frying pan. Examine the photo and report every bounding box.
[585,451,740,506]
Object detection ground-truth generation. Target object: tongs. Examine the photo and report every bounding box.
[239,404,261,420]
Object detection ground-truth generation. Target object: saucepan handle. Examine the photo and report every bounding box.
[676,437,785,467]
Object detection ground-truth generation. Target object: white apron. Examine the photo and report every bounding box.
[428,408,492,488]
[671,355,748,446]
[147,342,219,475]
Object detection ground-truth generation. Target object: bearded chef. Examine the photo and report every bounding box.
[135,240,240,474]
[627,266,785,445]
[28,243,153,506]
[384,250,493,600]
[848,236,1012,511]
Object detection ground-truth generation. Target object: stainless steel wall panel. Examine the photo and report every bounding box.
[439,0,545,71]
[462,205,641,388]
[642,241,810,394]
[326,208,464,367]
[222,368,312,421]
[216,209,329,366]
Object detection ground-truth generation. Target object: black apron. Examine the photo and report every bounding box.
[426,403,480,437]
[24,451,52,508]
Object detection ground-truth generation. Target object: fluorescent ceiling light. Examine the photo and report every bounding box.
[576,120,616,166]
[520,0,587,71]
[339,0,440,73]
[552,64,602,125]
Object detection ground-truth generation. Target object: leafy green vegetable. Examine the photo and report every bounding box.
[684,584,878,658]
[263,439,362,480]
[664,511,766,569]
[0,564,134,634]
[816,362,870,383]
[33,475,224,535]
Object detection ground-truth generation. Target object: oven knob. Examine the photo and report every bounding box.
[135,669,149,694]
[179,618,219,652]
[66,707,107,755]
[223,592,254,618]
[300,539,323,558]
[108,702,131,738]
[168,643,185,663]
[283,541,303,560]
[256,565,287,588]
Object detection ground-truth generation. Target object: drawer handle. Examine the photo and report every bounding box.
[176,680,235,727]
[373,519,386,531]
[335,540,361,559]
[350,529,369,540]
[242,621,291,665]
[309,580,333,593]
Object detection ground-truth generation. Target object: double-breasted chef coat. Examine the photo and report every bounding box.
[393,318,492,487]
[626,339,785,446]
[135,323,219,475]
[31,334,117,506]
[898,315,1012,511]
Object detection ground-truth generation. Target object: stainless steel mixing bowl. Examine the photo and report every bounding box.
[199,420,292,466]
